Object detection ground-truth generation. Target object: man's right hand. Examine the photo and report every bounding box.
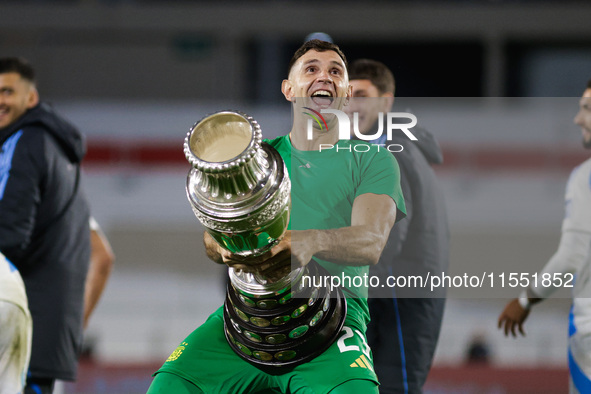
[497,299,530,337]
[203,231,311,282]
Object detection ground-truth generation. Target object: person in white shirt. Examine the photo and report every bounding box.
[498,80,591,394]
[0,252,32,394]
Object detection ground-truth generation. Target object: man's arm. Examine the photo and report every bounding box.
[498,229,589,337]
[83,218,114,328]
[0,131,44,264]
[499,163,591,337]
[203,193,397,280]
[298,193,397,267]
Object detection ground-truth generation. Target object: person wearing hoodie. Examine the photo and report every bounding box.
[348,59,450,394]
[0,57,111,394]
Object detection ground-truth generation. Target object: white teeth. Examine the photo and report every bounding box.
[312,90,332,97]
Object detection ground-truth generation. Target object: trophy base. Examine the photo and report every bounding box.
[223,262,347,368]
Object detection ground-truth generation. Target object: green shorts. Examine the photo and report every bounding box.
[150,307,378,393]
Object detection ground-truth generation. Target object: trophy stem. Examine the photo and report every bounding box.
[223,261,347,368]
[229,266,306,297]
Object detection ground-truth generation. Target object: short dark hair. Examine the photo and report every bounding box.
[587,79,591,89]
[287,39,348,76]
[0,57,36,83]
[349,59,395,95]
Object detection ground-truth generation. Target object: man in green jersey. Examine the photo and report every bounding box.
[147,40,406,394]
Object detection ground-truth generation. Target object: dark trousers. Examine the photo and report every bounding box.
[367,297,445,394]
[25,377,55,394]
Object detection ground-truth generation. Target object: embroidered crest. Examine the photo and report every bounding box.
[166,342,188,362]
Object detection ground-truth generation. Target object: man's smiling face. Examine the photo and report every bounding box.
[347,79,393,136]
[0,72,38,129]
[281,49,351,113]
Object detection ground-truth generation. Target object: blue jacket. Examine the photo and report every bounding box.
[0,103,90,380]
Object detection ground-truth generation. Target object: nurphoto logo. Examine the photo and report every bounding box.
[304,109,418,152]
[303,107,328,133]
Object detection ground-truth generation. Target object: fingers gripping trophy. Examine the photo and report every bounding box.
[184,111,346,368]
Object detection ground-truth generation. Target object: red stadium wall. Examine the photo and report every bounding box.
[83,139,588,173]
[425,365,569,394]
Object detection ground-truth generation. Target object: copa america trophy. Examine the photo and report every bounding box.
[184,110,346,367]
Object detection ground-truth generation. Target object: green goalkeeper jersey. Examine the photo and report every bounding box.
[266,135,406,332]
[148,135,406,394]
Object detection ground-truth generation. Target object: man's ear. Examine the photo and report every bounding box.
[281,79,294,102]
[343,84,353,107]
[27,87,39,109]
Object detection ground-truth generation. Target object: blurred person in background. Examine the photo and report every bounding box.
[498,80,591,394]
[465,332,491,366]
[0,57,113,394]
[347,59,449,394]
[0,252,32,394]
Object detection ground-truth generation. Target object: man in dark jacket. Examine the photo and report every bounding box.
[0,57,91,394]
[348,59,450,394]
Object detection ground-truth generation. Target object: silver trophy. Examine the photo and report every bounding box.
[185,110,346,367]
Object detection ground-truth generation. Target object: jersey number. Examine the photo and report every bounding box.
[337,326,371,358]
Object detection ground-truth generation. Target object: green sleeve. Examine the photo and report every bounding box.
[355,148,406,222]
[147,372,204,394]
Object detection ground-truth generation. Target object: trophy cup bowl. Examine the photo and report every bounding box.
[185,110,346,367]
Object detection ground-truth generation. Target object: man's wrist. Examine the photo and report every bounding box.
[304,229,323,256]
[518,290,531,310]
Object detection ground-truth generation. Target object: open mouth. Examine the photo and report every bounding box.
[311,90,333,106]
[0,107,8,121]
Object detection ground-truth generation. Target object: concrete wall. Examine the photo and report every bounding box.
[1,3,591,99]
